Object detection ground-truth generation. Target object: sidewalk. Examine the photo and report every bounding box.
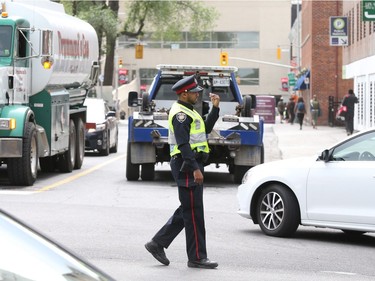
[264,121,348,162]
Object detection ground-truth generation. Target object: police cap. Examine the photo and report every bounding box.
[172,75,203,95]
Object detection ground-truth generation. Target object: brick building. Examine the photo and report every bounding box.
[297,0,353,126]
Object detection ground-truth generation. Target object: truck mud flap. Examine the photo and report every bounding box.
[234,145,262,166]
[131,142,156,164]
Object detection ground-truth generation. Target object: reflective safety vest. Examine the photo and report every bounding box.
[168,102,209,156]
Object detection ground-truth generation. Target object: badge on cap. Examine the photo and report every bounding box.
[176,112,187,123]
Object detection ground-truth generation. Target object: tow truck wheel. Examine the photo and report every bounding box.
[141,163,155,181]
[241,95,252,117]
[58,120,76,173]
[126,142,140,181]
[8,122,38,186]
[233,165,251,184]
[74,118,85,169]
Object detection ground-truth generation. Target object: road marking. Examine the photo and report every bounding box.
[37,154,126,193]
[0,190,35,195]
[0,154,126,195]
[321,271,357,276]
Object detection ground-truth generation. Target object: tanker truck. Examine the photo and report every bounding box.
[0,0,99,186]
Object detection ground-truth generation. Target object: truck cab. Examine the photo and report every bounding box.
[127,64,264,183]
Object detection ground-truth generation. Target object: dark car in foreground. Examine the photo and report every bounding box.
[84,98,118,156]
[0,209,116,280]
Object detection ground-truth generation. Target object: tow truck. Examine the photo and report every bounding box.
[127,64,264,183]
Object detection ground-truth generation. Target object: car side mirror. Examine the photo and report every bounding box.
[319,149,330,162]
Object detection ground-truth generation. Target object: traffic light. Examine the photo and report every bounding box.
[135,44,143,59]
[220,52,228,66]
[276,47,281,60]
[118,58,123,68]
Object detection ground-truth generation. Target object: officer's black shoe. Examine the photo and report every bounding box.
[145,240,170,266]
[187,258,218,269]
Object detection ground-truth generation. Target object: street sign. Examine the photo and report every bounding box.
[363,0,375,21]
[288,72,296,86]
[329,16,348,46]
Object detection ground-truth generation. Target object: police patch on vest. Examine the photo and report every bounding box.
[176,112,187,123]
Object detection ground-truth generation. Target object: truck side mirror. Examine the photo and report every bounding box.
[89,61,99,85]
[128,91,139,107]
[41,30,53,56]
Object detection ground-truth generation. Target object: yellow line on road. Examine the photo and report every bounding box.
[36,154,126,193]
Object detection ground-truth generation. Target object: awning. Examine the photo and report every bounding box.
[293,70,310,90]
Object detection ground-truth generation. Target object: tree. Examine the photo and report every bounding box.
[61,1,218,86]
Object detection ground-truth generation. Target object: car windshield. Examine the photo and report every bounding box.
[0,26,12,57]
[331,131,375,161]
[154,76,236,102]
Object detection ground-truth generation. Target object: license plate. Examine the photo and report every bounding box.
[213,77,230,87]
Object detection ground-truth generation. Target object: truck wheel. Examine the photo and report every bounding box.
[233,165,251,184]
[74,118,85,169]
[99,131,110,156]
[58,120,76,173]
[126,142,140,181]
[241,95,252,117]
[8,122,38,186]
[141,163,155,181]
[39,155,57,172]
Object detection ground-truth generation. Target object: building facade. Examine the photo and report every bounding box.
[342,0,375,130]
[297,0,353,126]
[117,1,292,99]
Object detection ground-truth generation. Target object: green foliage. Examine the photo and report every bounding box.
[122,0,218,41]
[79,5,118,42]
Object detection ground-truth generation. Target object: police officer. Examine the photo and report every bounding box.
[145,75,220,269]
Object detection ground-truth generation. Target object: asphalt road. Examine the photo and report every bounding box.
[0,121,374,281]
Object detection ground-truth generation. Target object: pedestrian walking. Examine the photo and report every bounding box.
[310,95,320,129]
[145,75,219,269]
[295,96,306,130]
[287,97,296,125]
[342,89,358,135]
[277,97,286,123]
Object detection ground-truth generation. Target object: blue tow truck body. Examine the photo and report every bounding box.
[127,65,264,183]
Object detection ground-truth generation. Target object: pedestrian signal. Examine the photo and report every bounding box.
[220,52,228,66]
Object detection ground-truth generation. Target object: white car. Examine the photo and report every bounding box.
[237,128,375,237]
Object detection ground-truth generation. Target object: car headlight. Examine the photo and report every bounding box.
[241,169,252,184]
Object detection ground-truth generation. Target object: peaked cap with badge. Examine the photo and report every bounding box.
[172,75,204,95]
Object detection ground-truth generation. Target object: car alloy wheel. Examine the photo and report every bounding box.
[259,191,284,231]
[256,184,300,237]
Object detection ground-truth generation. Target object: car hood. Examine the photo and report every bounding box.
[242,156,319,188]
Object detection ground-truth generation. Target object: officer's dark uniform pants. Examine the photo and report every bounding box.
[152,157,207,262]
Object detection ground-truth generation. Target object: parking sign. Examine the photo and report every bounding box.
[329,16,348,46]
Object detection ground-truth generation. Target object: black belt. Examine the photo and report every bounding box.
[172,154,182,159]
